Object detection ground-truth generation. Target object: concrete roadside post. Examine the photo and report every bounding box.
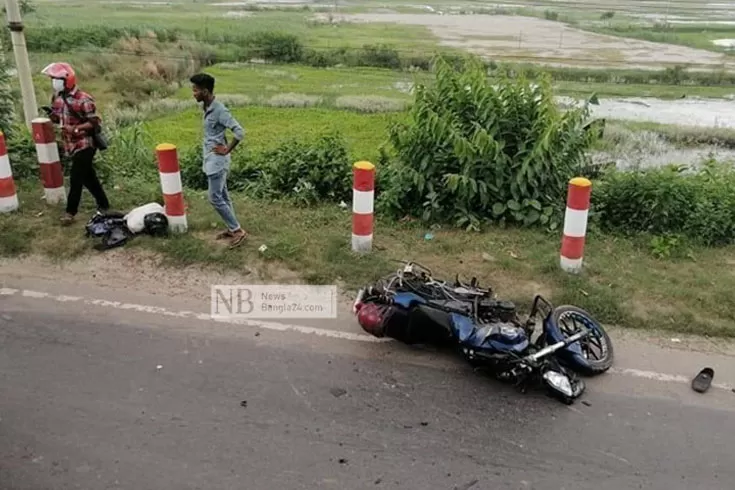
[32,117,66,205]
[156,143,188,233]
[352,160,375,253]
[0,131,19,213]
[560,177,592,274]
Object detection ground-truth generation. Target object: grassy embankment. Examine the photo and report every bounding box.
[1,2,735,338]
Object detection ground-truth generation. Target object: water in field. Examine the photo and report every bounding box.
[559,96,735,129]
[591,124,735,171]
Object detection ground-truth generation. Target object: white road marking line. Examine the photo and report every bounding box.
[3,287,734,391]
[2,287,389,344]
[609,367,732,392]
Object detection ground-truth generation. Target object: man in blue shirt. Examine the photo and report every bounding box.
[190,73,248,248]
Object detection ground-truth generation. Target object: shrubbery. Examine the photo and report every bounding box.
[23,26,181,53]
[376,55,599,231]
[180,133,352,207]
[593,159,735,246]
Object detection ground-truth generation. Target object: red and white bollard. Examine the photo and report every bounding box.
[32,117,66,205]
[352,160,375,253]
[156,143,187,233]
[560,177,592,274]
[0,131,19,213]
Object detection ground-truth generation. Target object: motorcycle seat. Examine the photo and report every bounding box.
[425,299,472,315]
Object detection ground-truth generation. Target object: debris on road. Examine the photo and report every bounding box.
[455,479,479,490]
[240,400,248,408]
[691,367,714,393]
[330,388,347,398]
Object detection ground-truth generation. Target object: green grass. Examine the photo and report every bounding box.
[555,80,735,99]
[587,22,735,54]
[27,2,439,52]
[145,105,403,162]
[173,64,423,101]
[182,64,735,104]
[3,181,735,338]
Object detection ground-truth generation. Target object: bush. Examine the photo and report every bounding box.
[24,26,180,53]
[377,54,599,231]
[593,159,735,246]
[0,49,15,138]
[179,132,352,206]
[356,44,402,69]
[96,122,157,185]
[255,133,352,205]
[232,31,303,63]
[5,125,37,180]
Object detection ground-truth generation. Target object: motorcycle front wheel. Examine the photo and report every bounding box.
[546,305,614,376]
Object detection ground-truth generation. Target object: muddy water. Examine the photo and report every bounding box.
[561,96,735,170]
[562,96,735,130]
[593,139,735,171]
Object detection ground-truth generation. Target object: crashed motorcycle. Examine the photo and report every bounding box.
[353,261,614,404]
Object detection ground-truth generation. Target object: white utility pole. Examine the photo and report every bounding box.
[4,0,37,128]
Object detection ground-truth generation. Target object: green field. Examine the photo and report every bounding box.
[173,64,735,104]
[146,105,401,162]
[2,0,735,339]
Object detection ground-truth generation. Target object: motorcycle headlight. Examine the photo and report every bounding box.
[543,370,573,397]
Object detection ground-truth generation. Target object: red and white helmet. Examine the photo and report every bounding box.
[41,62,77,90]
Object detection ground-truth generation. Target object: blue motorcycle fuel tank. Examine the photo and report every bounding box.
[450,313,530,354]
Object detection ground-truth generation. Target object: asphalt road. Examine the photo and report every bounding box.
[1,288,734,490]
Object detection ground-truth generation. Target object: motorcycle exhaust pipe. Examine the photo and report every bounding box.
[523,328,590,363]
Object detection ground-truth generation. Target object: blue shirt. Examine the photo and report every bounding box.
[201,99,245,175]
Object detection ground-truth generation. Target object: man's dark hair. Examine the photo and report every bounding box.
[190,73,215,92]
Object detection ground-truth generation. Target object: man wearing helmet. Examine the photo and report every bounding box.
[41,62,111,225]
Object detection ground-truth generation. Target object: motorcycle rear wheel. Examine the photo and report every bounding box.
[548,305,614,376]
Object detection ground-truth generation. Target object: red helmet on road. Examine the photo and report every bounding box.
[41,62,77,90]
[357,302,392,338]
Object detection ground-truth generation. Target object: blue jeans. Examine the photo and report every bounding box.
[207,169,241,232]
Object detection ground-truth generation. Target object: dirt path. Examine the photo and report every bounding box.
[0,251,356,315]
